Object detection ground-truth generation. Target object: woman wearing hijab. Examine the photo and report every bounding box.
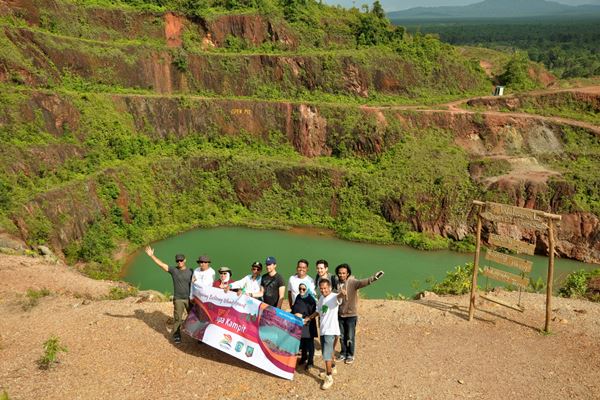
[213,266,233,289]
[291,283,317,371]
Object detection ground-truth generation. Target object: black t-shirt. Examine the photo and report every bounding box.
[168,266,193,300]
[261,272,285,307]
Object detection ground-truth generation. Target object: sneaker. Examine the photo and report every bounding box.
[321,374,334,390]
[345,356,354,364]
[173,335,181,344]
[336,354,346,362]
[305,363,313,372]
[318,367,337,379]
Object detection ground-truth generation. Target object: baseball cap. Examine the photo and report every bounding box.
[196,255,211,263]
[265,256,276,265]
[175,254,185,262]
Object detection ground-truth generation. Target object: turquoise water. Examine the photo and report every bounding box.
[123,226,597,299]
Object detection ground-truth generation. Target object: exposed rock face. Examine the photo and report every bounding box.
[294,105,329,157]
[164,12,184,48]
[206,14,298,50]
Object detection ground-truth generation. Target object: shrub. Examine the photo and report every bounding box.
[430,263,475,295]
[528,276,546,293]
[449,235,476,253]
[400,231,449,251]
[559,269,600,300]
[107,285,139,300]
[558,269,589,298]
[38,335,67,370]
[385,292,407,300]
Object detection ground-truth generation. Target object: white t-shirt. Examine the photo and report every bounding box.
[190,267,216,298]
[230,274,262,296]
[317,292,341,336]
[288,275,316,305]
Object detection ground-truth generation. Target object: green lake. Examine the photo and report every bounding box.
[123,226,596,299]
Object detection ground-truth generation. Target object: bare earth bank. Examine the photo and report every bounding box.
[1,254,599,400]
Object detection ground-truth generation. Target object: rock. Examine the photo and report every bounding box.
[458,380,465,385]
[417,291,438,300]
[37,245,53,256]
[0,233,27,251]
[137,290,168,303]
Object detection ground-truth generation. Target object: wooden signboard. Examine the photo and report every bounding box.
[485,249,533,273]
[489,234,535,256]
[479,211,548,231]
[481,266,529,288]
[469,200,561,332]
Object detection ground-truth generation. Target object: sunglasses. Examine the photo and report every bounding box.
[299,288,306,291]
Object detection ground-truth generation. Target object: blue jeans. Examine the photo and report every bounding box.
[338,316,357,358]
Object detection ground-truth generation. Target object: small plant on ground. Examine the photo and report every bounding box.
[430,263,475,295]
[385,292,407,300]
[107,285,139,300]
[1,389,9,400]
[22,288,51,311]
[528,276,546,293]
[38,335,67,370]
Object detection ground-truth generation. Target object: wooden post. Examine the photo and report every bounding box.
[469,202,484,321]
[545,219,556,333]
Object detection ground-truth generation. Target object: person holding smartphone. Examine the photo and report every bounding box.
[335,263,384,365]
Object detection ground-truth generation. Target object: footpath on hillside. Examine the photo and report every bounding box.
[1,254,599,400]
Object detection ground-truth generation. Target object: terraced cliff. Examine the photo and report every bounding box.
[1,0,599,273]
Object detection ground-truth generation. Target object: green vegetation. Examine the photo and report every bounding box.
[107,285,139,299]
[400,18,600,79]
[558,269,600,301]
[516,93,600,125]
[38,335,68,370]
[498,51,539,92]
[429,263,475,295]
[0,0,598,285]
[0,390,9,400]
[385,292,407,300]
[22,288,51,311]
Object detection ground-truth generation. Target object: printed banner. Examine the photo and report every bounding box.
[183,284,302,380]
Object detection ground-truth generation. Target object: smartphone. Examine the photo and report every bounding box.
[375,271,384,279]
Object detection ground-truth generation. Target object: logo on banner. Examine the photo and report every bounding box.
[235,341,244,352]
[245,345,254,358]
[220,334,233,350]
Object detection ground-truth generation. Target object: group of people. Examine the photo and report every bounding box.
[144,246,384,390]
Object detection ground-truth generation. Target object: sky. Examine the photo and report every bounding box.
[323,0,600,12]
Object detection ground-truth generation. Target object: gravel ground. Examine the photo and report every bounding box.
[1,254,599,400]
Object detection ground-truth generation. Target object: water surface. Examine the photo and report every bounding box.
[124,227,596,299]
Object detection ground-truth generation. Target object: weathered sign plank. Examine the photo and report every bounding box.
[486,202,546,222]
[479,211,549,230]
[485,249,533,273]
[482,266,529,288]
[489,234,535,256]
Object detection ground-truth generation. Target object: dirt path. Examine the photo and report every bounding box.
[1,254,599,399]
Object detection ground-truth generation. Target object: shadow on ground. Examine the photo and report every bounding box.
[413,298,542,332]
[105,309,282,377]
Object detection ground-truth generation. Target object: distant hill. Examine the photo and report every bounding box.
[387,0,600,19]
